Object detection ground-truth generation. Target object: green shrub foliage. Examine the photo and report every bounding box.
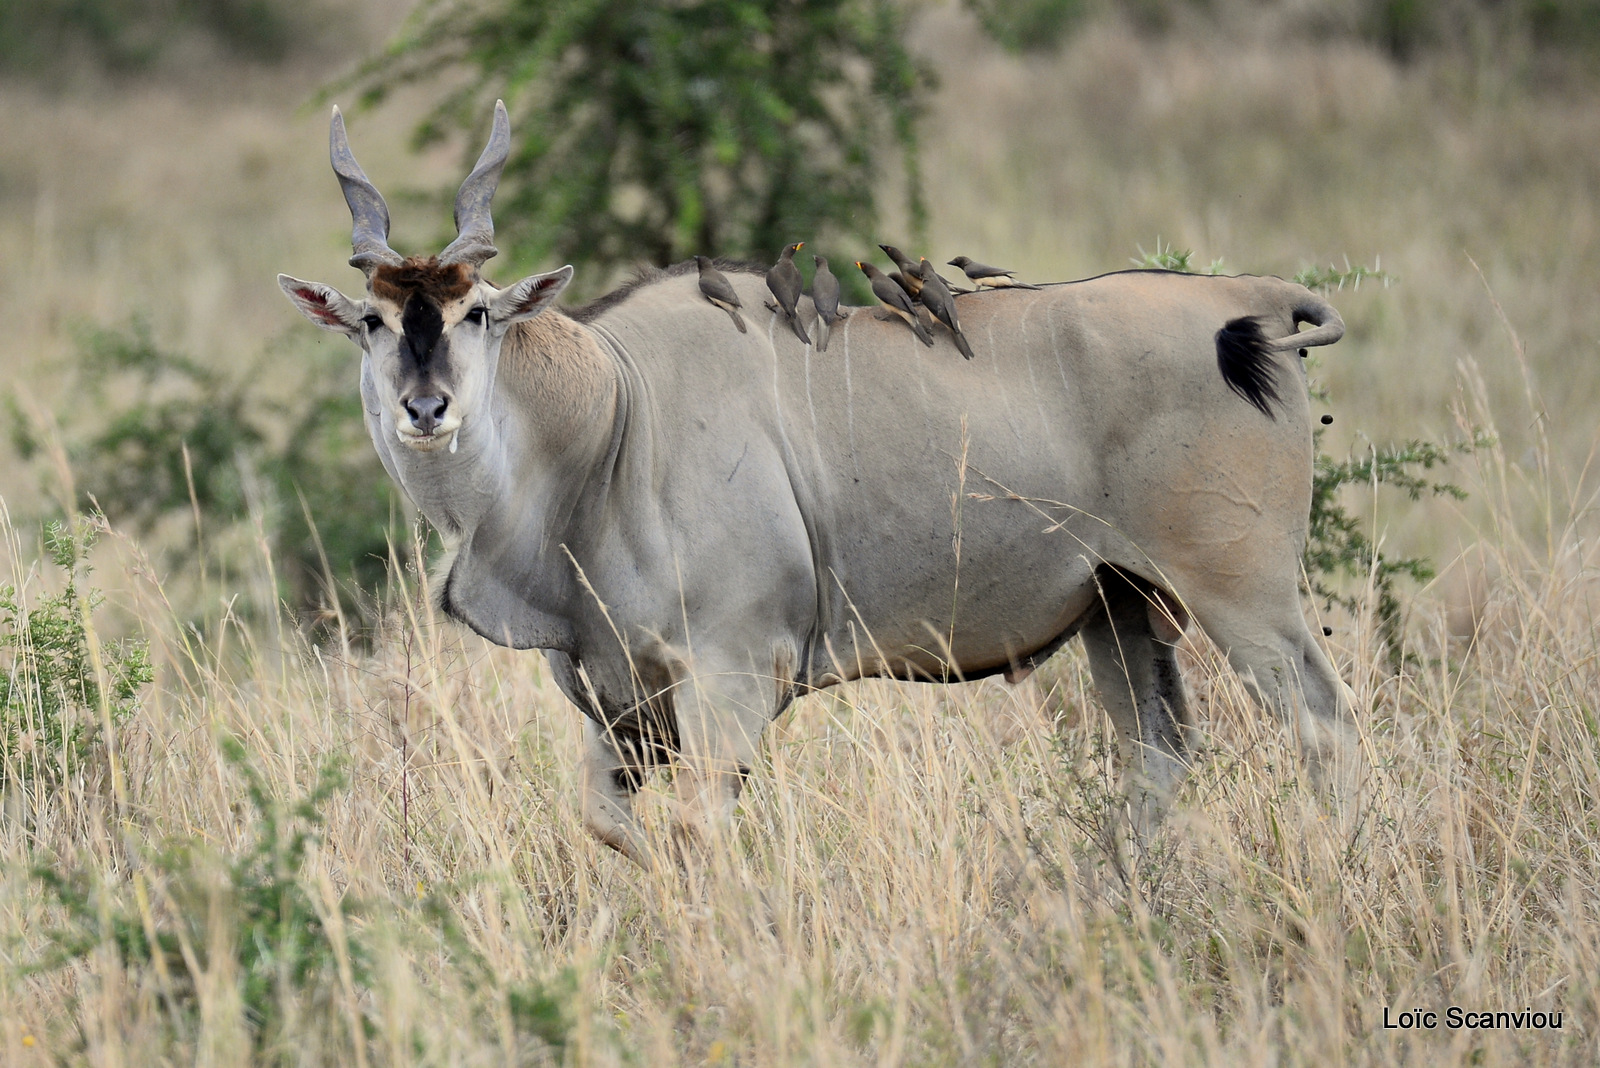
[1307,430,1494,669]
[1,518,151,792]
[0,0,308,75]
[345,0,932,288]
[965,0,1096,53]
[964,0,1600,58]
[10,320,403,626]
[31,738,575,1058]
[31,740,369,1055]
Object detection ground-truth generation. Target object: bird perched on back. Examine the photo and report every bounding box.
[857,261,933,346]
[916,259,972,293]
[766,242,812,346]
[695,255,746,333]
[879,244,924,299]
[811,254,844,353]
[947,255,1042,290]
[917,258,975,361]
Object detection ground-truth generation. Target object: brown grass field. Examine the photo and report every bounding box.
[1,2,1597,1063]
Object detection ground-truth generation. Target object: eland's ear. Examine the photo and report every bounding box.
[490,265,574,325]
[279,274,364,336]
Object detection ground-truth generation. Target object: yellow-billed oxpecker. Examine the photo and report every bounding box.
[695,255,747,333]
[918,258,976,360]
[811,253,844,353]
[858,261,933,346]
[947,255,1042,290]
[879,244,925,299]
[766,242,812,346]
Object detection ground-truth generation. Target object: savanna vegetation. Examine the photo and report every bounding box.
[0,0,1597,1063]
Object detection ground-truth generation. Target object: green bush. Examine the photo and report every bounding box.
[964,0,1600,59]
[345,0,931,292]
[1,517,151,793]
[31,737,576,1059]
[0,0,308,75]
[964,0,1096,54]
[1306,430,1494,670]
[31,739,368,1056]
[1131,238,1227,275]
[10,320,406,629]
[1354,0,1600,60]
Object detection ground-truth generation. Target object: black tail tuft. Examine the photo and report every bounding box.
[1215,316,1283,420]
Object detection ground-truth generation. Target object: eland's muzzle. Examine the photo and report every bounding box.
[405,395,449,435]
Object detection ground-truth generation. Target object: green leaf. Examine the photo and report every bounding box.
[338,0,933,286]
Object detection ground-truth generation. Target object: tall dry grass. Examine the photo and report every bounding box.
[2,343,1596,1064]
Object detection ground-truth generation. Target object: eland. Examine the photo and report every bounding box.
[280,103,1355,863]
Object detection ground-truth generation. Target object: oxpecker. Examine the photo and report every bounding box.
[948,255,1042,290]
[696,256,747,333]
[766,242,812,346]
[879,244,925,298]
[858,261,933,346]
[918,258,976,360]
[811,254,844,353]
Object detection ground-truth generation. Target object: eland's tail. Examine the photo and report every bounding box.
[1264,292,1345,353]
[1215,292,1344,420]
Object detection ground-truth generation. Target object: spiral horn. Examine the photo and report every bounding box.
[438,100,511,267]
[329,106,403,274]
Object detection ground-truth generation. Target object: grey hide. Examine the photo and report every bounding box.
[279,120,1354,866]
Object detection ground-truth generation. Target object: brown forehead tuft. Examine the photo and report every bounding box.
[371,256,476,305]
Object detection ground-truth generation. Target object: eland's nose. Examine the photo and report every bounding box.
[405,395,449,434]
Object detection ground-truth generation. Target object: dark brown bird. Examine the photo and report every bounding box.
[947,255,1041,290]
[916,261,973,293]
[811,253,844,352]
[766,242,812,345]
[887,271,921,300]
[879,244,924,298]
[857,261,933,346]
[695,255,746,333]
[917,258,975,360]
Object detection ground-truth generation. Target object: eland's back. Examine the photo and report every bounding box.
[588,267,1330,689]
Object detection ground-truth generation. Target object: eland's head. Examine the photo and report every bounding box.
[279,101,572,453]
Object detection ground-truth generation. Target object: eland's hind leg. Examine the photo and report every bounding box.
[1080,568,1195,833]
[1185,571,1358,792]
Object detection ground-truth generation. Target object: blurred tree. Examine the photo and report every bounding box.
[964,0,1600,60]
[347,0,932,289]
[1360,0,1600,59]
[964,0,1095,53]
[0,0,307,76]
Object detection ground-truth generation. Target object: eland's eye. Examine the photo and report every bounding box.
[362,314,385,331]
[464,306,487,326]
